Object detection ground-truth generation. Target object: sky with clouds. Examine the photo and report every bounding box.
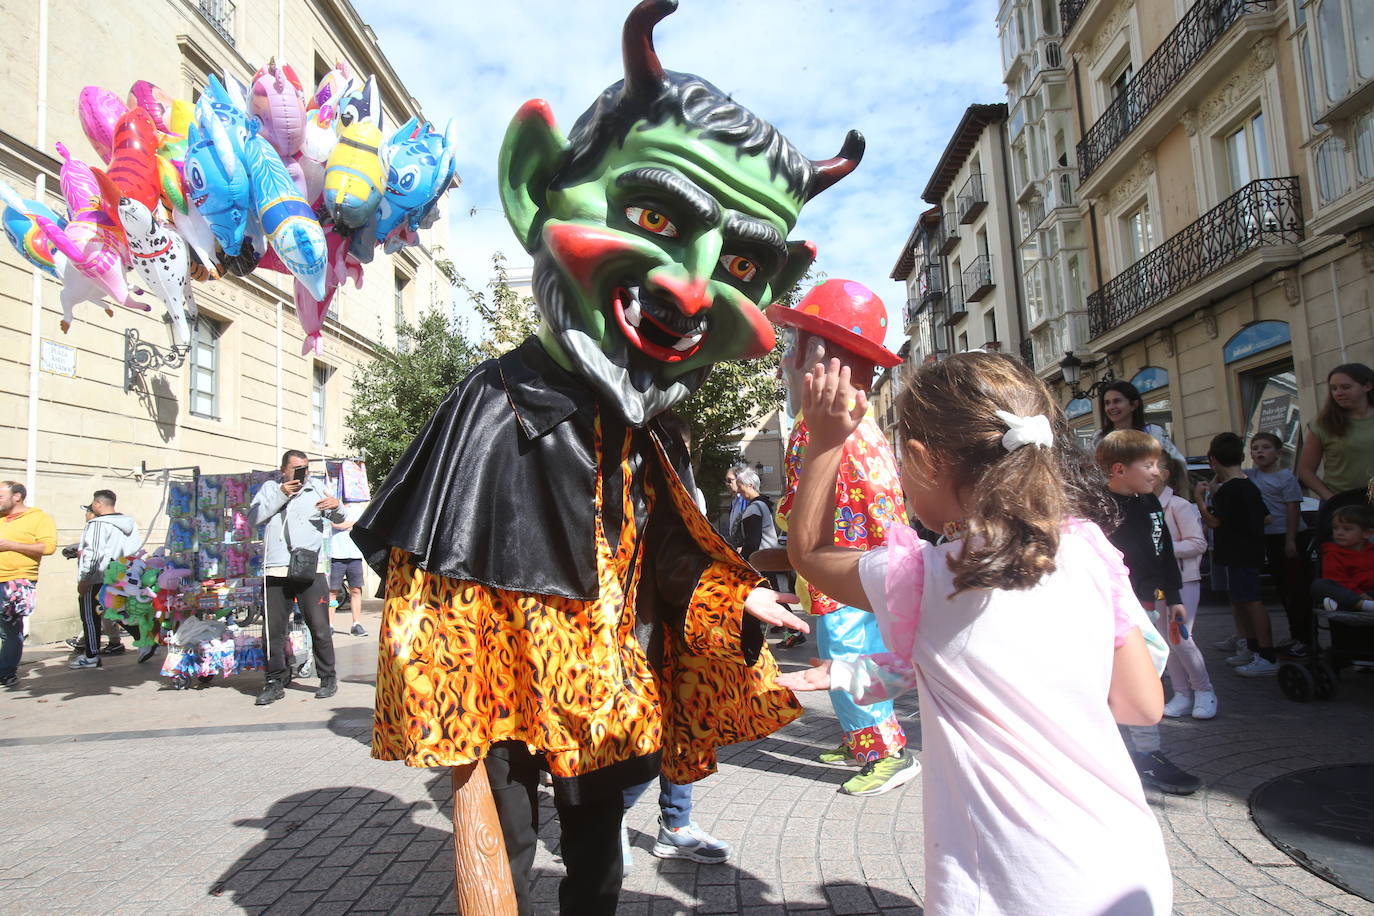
[351,0,1005,349]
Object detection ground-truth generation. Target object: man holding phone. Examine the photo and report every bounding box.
[248,450,346,705]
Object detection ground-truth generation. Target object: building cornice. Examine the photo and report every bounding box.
[921,104,1009,205]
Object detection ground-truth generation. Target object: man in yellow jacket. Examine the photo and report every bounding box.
[0,481,57,687]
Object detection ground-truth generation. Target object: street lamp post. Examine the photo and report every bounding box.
[1059,351,1117,401]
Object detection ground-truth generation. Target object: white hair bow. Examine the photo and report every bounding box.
[994,409,1054,452]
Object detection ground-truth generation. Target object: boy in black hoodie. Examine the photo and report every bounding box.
[1097,430,1201,796]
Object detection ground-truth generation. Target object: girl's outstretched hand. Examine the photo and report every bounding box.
[776,658,832,692]
[802,358,867,451]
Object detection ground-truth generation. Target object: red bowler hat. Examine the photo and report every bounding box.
[766,279,902,368]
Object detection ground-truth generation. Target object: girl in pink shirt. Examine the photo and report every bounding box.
[780,353,1171,915]
[1155,458,1216,719]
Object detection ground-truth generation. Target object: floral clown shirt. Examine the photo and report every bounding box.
[777,409,908,615]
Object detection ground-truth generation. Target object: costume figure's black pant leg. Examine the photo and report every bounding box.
[485,742,542,916]
[484,741,624,916]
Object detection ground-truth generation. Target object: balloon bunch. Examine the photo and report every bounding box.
[0,60,459,355]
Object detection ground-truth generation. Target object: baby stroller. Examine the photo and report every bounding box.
[1277,488,1374,702]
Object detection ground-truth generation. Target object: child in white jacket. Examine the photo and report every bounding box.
[1156,458,1216,719]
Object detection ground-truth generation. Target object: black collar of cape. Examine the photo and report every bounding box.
[353,336,694,601]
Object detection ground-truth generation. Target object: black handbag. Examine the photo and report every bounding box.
[282,506,319,583]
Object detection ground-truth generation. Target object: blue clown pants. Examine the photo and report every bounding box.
[815,603,907,762]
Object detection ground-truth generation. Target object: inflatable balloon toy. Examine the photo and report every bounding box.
[251,58,307,159]
[78,86,128,162]
[103,108,163,211]
[0,180,66,278]
[127,81,174,133]
[351,117,457,262]
[102,171,198,345]
[242,118,328,301]
[298,101,338,205]
[184,116,250,256]
[323,75,385,230]
[36,143,151,332]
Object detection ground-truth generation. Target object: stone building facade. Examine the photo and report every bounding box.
[1,0,452,640]
[1057,0,1374,456]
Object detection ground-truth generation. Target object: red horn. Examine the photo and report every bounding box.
[807,130,866,200]
[623,0,677,100]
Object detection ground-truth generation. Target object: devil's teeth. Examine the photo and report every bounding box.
[672,332,702,351]
[624,298,642,327]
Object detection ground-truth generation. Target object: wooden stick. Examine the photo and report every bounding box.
[451,761,517,915]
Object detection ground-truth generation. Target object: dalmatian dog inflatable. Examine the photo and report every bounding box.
[117,196,197,345]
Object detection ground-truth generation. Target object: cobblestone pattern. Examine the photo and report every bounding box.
[1,603,1372,914]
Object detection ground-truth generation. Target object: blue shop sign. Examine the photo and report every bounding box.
[1129,366,1169,394]
[1066,398,1092,419]
[1224,321,1290,363]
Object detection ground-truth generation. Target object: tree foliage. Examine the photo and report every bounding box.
[460,252,540,360]
[345,308,480,485]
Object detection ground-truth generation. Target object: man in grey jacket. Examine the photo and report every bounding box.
[249,450,344,705]
[71,490,141,670]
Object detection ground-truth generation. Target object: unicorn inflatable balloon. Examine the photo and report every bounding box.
[0,181,65,278]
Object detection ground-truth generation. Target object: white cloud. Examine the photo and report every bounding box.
[352,0,1004,348]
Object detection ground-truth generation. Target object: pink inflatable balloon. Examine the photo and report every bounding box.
[78,87,129,163]
[127,80,174,134]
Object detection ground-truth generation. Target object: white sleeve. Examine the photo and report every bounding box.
[858,546,890,618]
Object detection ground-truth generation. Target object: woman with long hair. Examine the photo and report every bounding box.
[1298,363,1374,501]
[1095,381,1186,463]
[1297,363,1374,543]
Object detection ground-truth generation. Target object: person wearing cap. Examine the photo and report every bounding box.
[71,490,143,669]
[769,280,919,797]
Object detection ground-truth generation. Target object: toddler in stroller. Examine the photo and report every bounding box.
[1279,498,1374,701]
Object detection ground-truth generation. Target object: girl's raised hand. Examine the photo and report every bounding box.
[776,658,832,692]
[802,358,867,450]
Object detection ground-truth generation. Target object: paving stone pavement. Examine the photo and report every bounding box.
[0,600,1372,914]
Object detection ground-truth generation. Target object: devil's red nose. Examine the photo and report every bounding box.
[648,273,710,316]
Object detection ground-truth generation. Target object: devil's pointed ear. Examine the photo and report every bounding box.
[498,100,568,254]
[769,240,818,307]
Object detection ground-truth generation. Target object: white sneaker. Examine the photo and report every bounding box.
[1212,634,1239,651]
[1191,690,1218,719]
[1236,656,1279,677]
[1162,693,1194,718]
[1323,597,1340,612]
[1225,647,1254,666]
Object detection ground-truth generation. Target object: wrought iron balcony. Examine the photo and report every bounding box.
[943,284,967,325]
[963,255,995,302]
[1087,177,1301,338]
[957,173,987,225]
[1077,0,1270,182]
[1061,0,1088,37]
[918,262,945,306]
[937,211,960,255]
[197,0,236,46]
[904,297,922,332]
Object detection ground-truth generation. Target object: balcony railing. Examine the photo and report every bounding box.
[1087,177,1301,337]
[197,0,236,46]
[1061,0,1088,37]
[1077,0,1270,182]
[957,173,987,224]
[918,262,945,305]
[904,297,922,332]
[943,284,966,325]
[963,255,995,302]
[937,212,960,254]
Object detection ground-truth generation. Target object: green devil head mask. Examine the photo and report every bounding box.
[497,0,863,425]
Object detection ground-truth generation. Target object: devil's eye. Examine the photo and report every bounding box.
[719,254,757,282]
[625,206,678,238]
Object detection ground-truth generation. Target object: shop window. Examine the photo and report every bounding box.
[1142,393,1175,446]
[189,315,221,420]
[1240,363,1302,462]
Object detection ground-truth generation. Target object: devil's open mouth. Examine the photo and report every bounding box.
[611,284,706,363]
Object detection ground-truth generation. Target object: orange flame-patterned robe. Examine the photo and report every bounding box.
[356,340,801,794]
